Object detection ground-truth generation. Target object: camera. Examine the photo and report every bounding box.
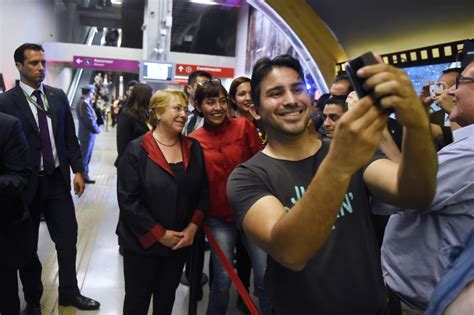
[429,83,444,98]
[344,52,378,99]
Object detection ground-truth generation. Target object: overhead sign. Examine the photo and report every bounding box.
[73,56,139,73]
[176,63,234,78]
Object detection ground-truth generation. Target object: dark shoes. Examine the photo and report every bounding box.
[58,294,100,310]
[24,303,41,315]
[180,272,209,286]
[84,178,96,184]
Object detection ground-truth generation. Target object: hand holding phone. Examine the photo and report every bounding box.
[429,83,444,98]
[344,52,378,99]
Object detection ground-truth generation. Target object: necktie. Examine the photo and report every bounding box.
[33,90,55,174]
[186,110,198,134]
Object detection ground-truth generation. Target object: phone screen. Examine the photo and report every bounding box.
[429,83,444,98]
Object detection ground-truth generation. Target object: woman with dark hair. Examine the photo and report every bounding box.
[189,80,268,314]
[228,76,267,145]
[228,76,252,120]
[115,83,152,166]
[117,89,208,315]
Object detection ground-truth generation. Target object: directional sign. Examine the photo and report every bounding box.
[175,63,234,78]
[73,56,140,73]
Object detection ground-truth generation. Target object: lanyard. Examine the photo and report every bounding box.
[23,90,51,117]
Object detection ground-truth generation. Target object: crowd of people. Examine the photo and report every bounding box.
[0,40,473,315]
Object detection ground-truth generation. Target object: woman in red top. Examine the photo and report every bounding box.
[229,76,268,145]
[189,80,264,314]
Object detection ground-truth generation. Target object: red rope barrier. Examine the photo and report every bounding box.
[203,224,261,315]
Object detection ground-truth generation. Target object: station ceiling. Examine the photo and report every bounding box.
[306,0,474,57]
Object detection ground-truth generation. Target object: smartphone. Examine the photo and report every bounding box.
[344,52,378,98]
[429,83,444,98]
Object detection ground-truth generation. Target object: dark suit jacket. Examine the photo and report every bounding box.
[0,113,34,269]
[77,95,101,142]
[0,85,84,204]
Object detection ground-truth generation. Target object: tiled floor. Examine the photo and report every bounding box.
[20,123,253,315]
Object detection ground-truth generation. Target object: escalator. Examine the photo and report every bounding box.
[68,27,105,109]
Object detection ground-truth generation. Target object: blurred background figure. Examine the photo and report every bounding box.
[229,76,267,145]
[321,96,347,139]
[76,85,101,184]
[183,71,212,136]
[115,83,152,167]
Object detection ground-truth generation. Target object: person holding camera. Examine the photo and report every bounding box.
[420,68,462,150]
[227,54,437,314]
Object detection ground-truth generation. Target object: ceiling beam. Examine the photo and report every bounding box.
[266,0,347,84]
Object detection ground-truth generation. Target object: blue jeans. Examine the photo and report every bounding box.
[242,232,270,315]
[206,217,238,315]
[206,217,270,315]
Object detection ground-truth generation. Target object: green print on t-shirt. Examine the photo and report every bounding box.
[289,186,355,229]
[290,186,306,205]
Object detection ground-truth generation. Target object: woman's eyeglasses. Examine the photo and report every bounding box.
[170,105,189,115]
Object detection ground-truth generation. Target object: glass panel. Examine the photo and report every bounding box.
[171,0,239,57]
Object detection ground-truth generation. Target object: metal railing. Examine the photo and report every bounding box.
[67,27,98,104]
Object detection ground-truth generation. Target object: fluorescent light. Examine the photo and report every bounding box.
[189,0,219,5]
[111,0,122,4]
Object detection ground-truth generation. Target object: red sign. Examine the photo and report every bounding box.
[176,64,234,78]
[174,77,189,86]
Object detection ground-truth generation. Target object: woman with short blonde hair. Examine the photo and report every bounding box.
[117,89,207,315]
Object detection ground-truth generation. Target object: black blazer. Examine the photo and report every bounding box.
[115,109,149,167]
[117,133,208,256]
[0,85,83,204]
[0,113,34,269]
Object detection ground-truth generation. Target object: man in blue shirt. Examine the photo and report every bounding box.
[382,57,474,312]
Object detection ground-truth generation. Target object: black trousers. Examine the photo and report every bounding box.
[20,168,79,304]
[0,269,20,315]
[123,250,187,315]
[236,233,251,291]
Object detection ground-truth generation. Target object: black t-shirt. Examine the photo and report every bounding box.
[227,140,387,314]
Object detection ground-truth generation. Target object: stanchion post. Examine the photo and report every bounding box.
[188,228,202,315]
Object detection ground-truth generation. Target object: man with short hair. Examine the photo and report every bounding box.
[321,96,347,138]
[329,73,353,97]
[314,74,353,137]
[183,70,212,135]
[227,54,437,314]
[420,68,462,149]
[77,85,101,184]
[382,58,474,312]
[0,43,100,314]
